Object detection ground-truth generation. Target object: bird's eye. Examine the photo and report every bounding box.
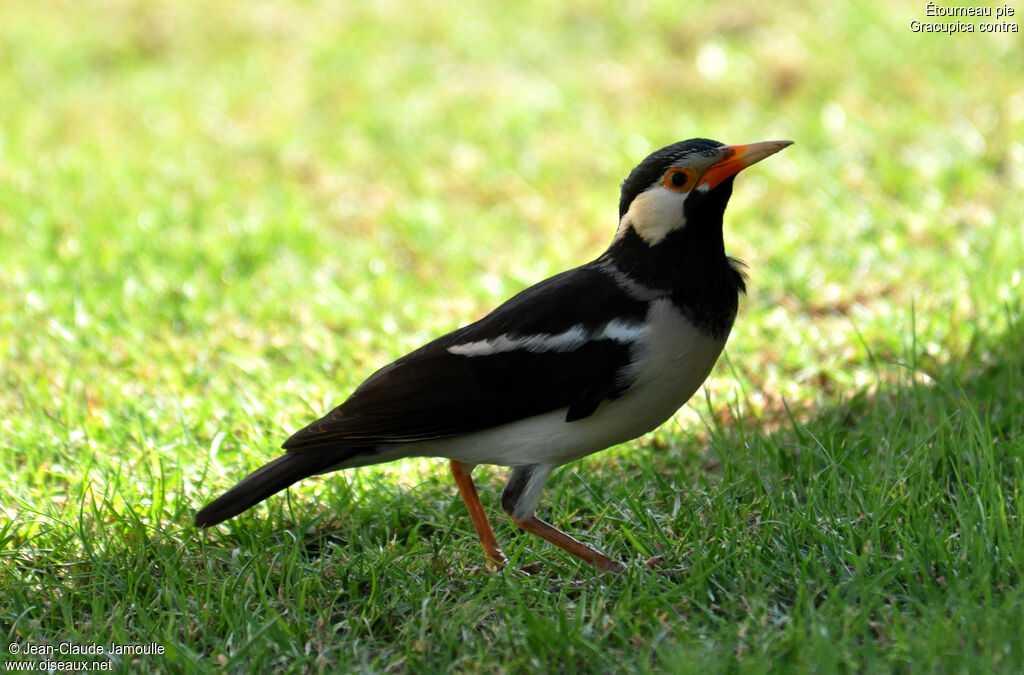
[663,169,693,191]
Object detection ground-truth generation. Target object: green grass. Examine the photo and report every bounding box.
[2,0,1023,671]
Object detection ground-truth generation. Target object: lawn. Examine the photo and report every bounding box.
[2,0,1023,672]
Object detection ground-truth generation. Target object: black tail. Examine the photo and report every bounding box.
[194,452,347,527]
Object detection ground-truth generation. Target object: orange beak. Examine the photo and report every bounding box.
[697,140,793,190]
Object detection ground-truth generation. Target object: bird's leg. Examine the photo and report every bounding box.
[508,515,624,573]
[449,460,507,568]
[501,464,624,573]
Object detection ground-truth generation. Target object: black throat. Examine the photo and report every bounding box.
[600,178,746,340]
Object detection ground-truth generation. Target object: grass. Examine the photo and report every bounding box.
[2,0,1022,671]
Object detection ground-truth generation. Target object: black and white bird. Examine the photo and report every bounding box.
[195,137,792,572]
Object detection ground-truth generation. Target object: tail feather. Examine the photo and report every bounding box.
[194,452,348,527]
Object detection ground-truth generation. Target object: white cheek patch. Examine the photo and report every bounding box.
[448,319,646,357]
[615,186,689,245]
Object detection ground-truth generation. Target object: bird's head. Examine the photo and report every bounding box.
[616,138,792,246]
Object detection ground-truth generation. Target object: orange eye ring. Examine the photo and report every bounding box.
[662,168,696,192]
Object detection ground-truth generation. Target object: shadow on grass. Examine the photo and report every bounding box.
[4,310,1021,671]
[592,309,1024,668]
[191,307,1023,578]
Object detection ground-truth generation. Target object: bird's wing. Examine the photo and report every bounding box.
[282,264,653,451]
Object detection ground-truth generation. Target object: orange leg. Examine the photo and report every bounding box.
[450,460,507,568]
[510,514,624,573]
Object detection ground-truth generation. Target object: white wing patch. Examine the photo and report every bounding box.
[597,319,647,343]
[447,319,645,357]
[402,300,728,468]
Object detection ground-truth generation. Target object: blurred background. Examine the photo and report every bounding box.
[3,0,1020,469]
[1,0,1022,667]
[4,0,1020,427]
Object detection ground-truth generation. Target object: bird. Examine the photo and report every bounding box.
[195,137,793,573]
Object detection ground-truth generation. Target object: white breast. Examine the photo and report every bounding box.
[399,299,728,468]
